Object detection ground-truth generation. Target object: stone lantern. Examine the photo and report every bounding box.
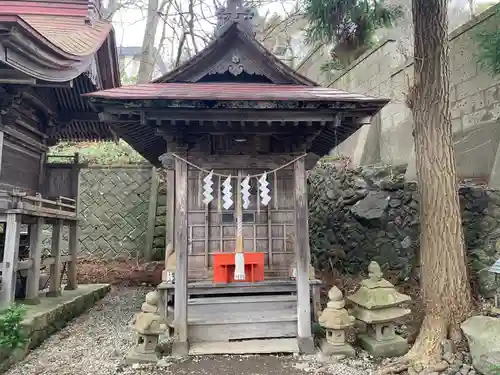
[347,261,411,358]
[126,290,167,364]
[318,286,356,356]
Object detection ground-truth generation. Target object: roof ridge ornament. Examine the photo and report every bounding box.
[215,0,255,37]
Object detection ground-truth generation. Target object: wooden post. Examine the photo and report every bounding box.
[293,157,314,354]
[311,284,321,322]
[71,153,81,209]
[0,214,21,307]
[144,166,159,261]
[65,222,78,290]
[173,155,188,355]
[0,131,4,176]
[66,153,80,290]
[267,203,272,269]
[166,169,175,250]
[38,152,47,193]
[204,200,209,275]
[25,216,44,303]
[47,219,63,297]
[159,147,176,282]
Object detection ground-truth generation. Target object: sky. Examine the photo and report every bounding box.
[108,0,297,48]
[106,0,497,49]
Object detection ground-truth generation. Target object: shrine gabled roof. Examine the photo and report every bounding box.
[0,0,118,84]
[85,82,386,103]
[82,0,390,164]
[152,22,316,86]
[85,81,389,165]
[0,0,121,144]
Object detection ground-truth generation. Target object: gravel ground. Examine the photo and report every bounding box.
[5,287,374,375]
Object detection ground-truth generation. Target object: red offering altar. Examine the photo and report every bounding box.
[212,252,265,283]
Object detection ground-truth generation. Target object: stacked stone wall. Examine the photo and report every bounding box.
[308,161,500,297]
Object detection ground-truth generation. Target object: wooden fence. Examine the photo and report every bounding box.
[0,154,80,307]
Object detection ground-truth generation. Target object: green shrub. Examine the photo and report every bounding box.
[0,305,28,351]
[476,7,500,76]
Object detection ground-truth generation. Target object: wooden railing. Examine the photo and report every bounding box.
[0,192,79,307]
[9,191,77,220]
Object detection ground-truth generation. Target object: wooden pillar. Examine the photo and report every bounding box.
[25,217,44,303]
[166,168,175,250]
[144,166,159,261]
[65,222,78,290]
[47,219,63,297]
[66,153,81,290]
[38,152,47,193]
[173,154,188,355]
[0,131,5,176]
[160,141,177,282]
[0,213,21,307]
[293,157,314,354]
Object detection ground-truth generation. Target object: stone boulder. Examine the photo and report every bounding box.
[461,316,500,374]
[350,191,390,221]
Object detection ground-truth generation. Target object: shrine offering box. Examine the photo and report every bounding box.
[212,252,265,283]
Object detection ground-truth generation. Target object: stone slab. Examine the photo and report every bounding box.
[172,341,189,357]
[126,348,159,364]
[462,316,500,374]
[298,336,316,354]
[320,339,355,357]
[0,284,110,373]
[357,333,408,358]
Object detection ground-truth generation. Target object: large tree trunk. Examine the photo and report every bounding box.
[407,0,473,366]
[103,0,120,20]
[137,0,162,84]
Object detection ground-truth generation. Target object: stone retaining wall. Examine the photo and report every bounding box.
[308,162,500,297]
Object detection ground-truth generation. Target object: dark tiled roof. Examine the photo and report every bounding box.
[0,0,120,143]
[86,82,385,102]
[0,1,112,57]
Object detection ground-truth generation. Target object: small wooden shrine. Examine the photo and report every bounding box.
[86,0,388,355]
[0,0,119,307]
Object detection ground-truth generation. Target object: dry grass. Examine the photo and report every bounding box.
[76,257,164,286]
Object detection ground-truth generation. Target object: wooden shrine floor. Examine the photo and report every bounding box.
[158,279,322,296]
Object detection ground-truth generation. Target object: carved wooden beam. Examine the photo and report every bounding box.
[58,112,100,123]
[34,80,74,89]
[98,112,140,123]
[146,109,340,122]
[154,122,328,135]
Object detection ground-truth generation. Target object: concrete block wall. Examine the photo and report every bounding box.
[297,5,500,184]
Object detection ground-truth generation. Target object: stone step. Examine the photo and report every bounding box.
[187,293,297,342]
[188,316,297,342]
[188,294,296,316]
[189,338,299,355]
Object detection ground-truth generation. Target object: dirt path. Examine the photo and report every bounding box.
[5,287,372,375]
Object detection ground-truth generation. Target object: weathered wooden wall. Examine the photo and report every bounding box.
[186,166,295,279]
[0,98,47,203]
[44,162,75,199]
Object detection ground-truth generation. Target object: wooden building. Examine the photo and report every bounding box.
[86,0,388,356]
[0,0,119,306]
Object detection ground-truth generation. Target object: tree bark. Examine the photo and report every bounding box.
[137,0,162,84]
[103,0,120,20]
[407,0,473,366]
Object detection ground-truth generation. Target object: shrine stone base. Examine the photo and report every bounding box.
[172,341,189,357]
[357,334,408,358]
[320,339,355,357]
[125,348,160,365]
